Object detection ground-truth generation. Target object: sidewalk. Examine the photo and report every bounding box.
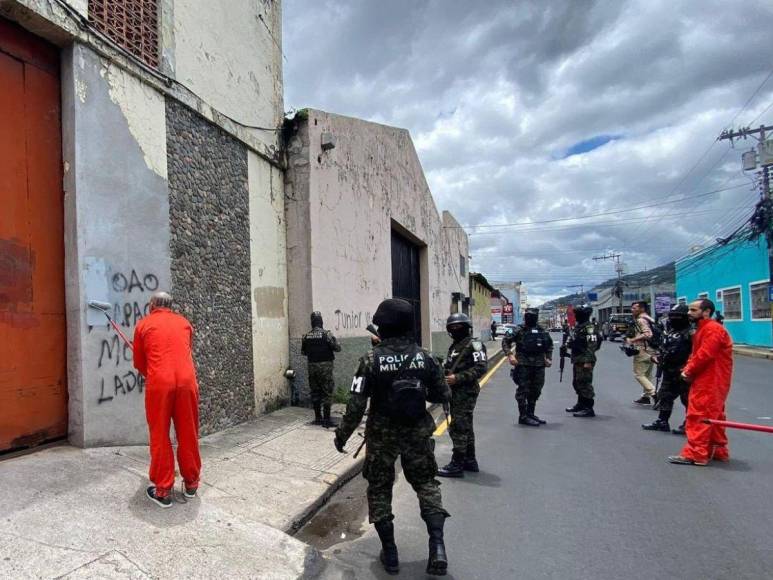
[733,344,773,360]
[0,406,358,579]
[0,341,504,579]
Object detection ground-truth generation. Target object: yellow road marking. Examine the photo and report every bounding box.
[433,355,508,437]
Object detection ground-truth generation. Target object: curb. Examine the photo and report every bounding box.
[286,347,507,535]
[733,347,773,360]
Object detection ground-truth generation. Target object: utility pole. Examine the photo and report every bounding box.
[720,125,773,338]
[594,253,623,313]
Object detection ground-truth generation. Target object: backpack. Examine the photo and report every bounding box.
[375,345,427,425]
[642,316,663,349]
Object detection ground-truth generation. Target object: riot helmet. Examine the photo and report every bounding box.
[574,304,593,324]
[524,308,539,328]
[373,298,414,338]
[310,311,323,328]
[446,312,472,341]
[667,304,689,330]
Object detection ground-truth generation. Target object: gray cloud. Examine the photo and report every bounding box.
[284,0,773,303]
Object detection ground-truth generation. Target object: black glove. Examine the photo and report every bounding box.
[334,432,346,453]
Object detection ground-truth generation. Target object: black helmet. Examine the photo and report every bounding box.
[310,311,323,327]
[574,304,593,324]
[668,304,688,318]
[373,298,414,337]
[446,312,472,331]
[524,308,539,327]
[446,312,472,340]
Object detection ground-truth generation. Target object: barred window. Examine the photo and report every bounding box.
[750,282,771,320]
[722,287,742,320]
[89,0,159,68]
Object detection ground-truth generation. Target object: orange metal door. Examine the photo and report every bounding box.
[0,18,67,452]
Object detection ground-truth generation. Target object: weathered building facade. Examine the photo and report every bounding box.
[469,273,495,341]
[0,0,288,450]
[283,110,470,400]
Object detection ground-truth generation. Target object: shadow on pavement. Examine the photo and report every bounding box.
[456,471,502,488]
[129,483,201,527]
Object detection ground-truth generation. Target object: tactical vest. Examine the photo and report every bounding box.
[372,344,429,424]
[303,328,335,362]
[518,326,549,355]
[569,323,598,354]
[659,329,691,371]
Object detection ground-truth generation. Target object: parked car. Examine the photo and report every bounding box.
[495,323,518,338]
[602,314,634,341]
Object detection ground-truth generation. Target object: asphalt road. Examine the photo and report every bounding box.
[303,336,773,580]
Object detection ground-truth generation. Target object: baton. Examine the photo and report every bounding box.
[702,419,773,434]
[353,432,367,458]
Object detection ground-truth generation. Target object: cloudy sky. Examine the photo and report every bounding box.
[283,0,773,304]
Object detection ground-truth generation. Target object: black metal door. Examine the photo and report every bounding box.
[391,230,422,345]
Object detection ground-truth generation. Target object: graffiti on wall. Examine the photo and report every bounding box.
[94,269,158,404]
[333,309,372,331]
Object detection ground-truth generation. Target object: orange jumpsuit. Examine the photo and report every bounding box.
[133,308,201,497]
[680,318,734,463]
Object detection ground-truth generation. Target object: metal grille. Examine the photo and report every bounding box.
[89,0,159,68]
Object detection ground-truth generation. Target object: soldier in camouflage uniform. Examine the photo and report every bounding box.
[437,313,488,478]
[301,311,341,428]
[333,298,451,576]
[563,305,601,418]
[503,308,553,426]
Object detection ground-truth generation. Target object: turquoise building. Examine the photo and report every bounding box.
[676,237,771,347]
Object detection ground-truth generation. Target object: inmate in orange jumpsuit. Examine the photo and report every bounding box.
[680,318,734,463]
[133,308,201,497]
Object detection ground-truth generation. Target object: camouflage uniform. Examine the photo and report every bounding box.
[568,321,601,400]
[444,337,488,456]
[335,336,450,523]
[301,327,341,407]
[503,325,553,406]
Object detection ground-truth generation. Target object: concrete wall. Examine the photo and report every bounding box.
[63,44,171,446]
[169,0,283,152]
[285,109,469,398]
[248,152,291,413]
[470,277,494,342]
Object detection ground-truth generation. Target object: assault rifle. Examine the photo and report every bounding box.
[558,345,568,382]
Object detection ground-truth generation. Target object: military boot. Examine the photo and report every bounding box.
[565,396,583,413]
[642,418,670,431]
[322,404,339,428]
[518,402,540,426]
[527,401,546,424]
[463,442,479,472]
[312,403,323,425]
[374,520,399,575]
[423,513,448,576]
[573,397,596,418]
[437,451,465,478]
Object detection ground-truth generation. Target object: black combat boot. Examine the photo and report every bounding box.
[518,402,540,426]
[423,513,448,576]
[672,422,686,435]
[642,418,670,431]
[312,403,323,425]
[437,451,465,478]
[573,397,596,418]
[527,401,546,424]
[463,442,479,472]
[565,396,583,413]
[374,520,399,575]
[322,404,339,428]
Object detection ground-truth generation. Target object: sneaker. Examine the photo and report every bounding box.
[667,455,707,466]
[633,396,652,405]
[642,419,670,432]
[184,487,198,498]
[146,486,172,508]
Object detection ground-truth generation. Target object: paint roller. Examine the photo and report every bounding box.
[87,300,134,350]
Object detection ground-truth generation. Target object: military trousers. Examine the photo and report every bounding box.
[657,372,689,413]
[512,365,546,405]
[307,361,335,406]
[449,384,479,455]
[362,418,448,524]
[572,363,595,400]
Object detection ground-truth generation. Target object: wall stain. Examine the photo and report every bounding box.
[254,286,285,318]
[0,238,34,307]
